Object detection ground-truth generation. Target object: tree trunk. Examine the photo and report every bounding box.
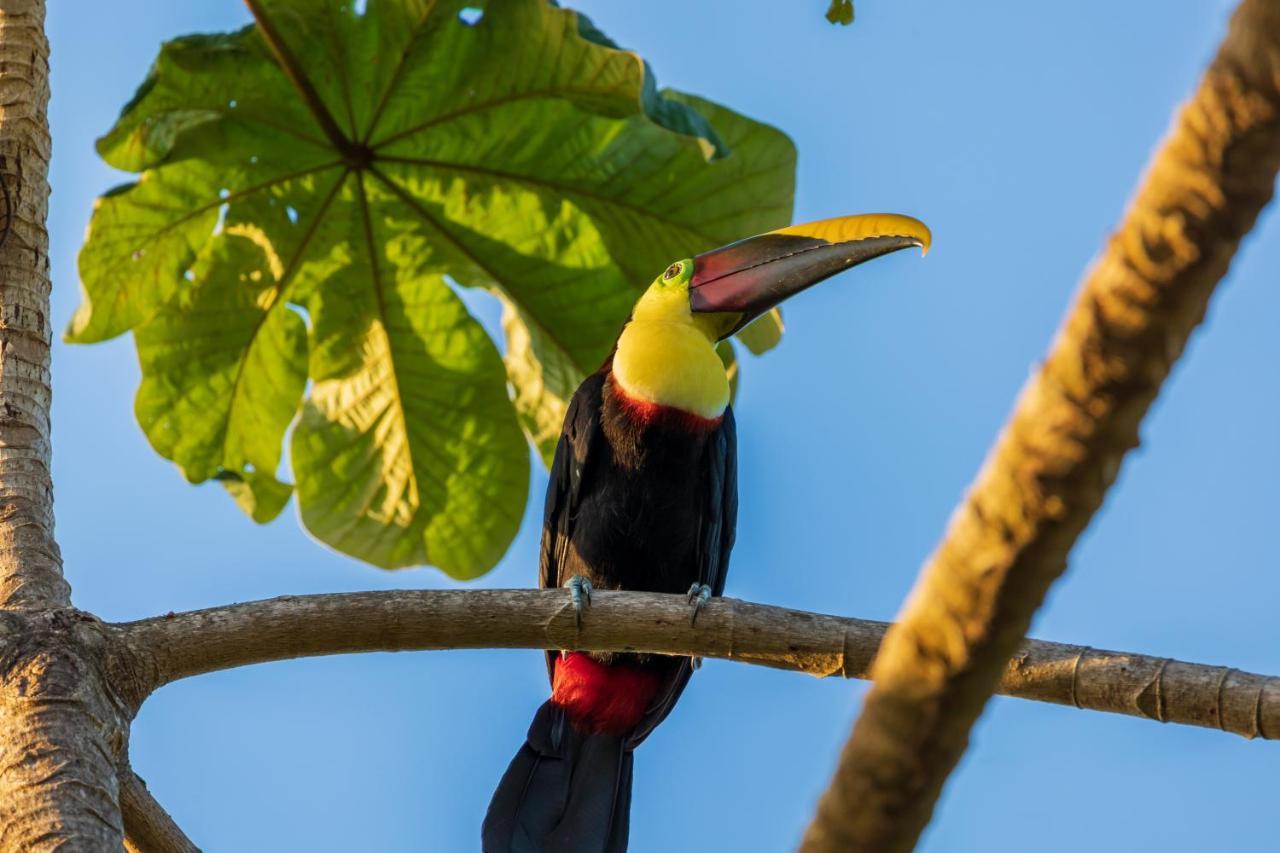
[0,0,127,847]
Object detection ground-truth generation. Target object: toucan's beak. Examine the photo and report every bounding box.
[689,213,931,339]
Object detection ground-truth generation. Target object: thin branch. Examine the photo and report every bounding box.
[801,1,1280,850]
[119,766,199,853]
[108,589,1280,740]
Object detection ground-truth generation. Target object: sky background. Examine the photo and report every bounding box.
[45,1,1278,850]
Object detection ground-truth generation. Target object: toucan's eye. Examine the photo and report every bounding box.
[663,263,682,281]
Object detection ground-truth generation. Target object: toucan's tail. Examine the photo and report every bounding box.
[483,701,633,853]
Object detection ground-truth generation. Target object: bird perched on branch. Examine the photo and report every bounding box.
[483,213,930,853]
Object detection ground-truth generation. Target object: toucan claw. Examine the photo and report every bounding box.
[686,583,712,626]
[566,576,593,629]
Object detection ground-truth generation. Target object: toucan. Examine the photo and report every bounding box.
[482,213,931,853]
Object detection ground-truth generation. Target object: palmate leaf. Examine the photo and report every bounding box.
[69,0,796,578]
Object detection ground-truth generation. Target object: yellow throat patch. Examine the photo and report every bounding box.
[611,260,730,420]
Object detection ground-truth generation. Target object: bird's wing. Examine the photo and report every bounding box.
[626,406,739,748]
[539,372,607,682]
[704,405,738,597]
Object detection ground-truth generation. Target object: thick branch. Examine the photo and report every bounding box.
[120,766,199,853]
[107,589,1280,740]
[801,2,1280,850]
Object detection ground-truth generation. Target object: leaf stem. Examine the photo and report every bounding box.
[243,0,369,167]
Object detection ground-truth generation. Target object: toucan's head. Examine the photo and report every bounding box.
[631,213,931,340]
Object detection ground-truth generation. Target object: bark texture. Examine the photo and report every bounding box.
[0,1,128,847]
[0,0,64,613]
[801,2,1280,850]
[107,589,1280,740]
[0,612,128,850]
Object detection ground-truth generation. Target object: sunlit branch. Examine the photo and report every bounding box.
[800,1,1280,850]
[109,589,1280,740]
[119,765,199,853]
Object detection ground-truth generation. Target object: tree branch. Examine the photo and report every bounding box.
[800,1,1280,850]
[119,765,199,853]
[108,589,1280,740]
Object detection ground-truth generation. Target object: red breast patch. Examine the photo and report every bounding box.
[611,382,724,432]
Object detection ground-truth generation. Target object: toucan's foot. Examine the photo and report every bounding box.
[686,583,712,626]
[566,576,593,628]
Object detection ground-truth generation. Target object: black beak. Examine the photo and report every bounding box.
[689,213,931,338]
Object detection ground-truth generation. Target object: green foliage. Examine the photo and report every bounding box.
[70,0,796,578]
[826,0,855,25]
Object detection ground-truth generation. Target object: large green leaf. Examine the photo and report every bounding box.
[70,0,796,577]
[135,218,307,524]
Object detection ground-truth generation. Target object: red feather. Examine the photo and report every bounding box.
[611,382,724,432]
[551,653,663,736]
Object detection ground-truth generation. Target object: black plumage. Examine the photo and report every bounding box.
[482,208,928,852]
[483,361,737,853]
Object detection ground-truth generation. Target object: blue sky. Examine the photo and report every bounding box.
[46,1,1276,850]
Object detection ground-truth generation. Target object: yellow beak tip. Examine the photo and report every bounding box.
[775,212,932,259]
